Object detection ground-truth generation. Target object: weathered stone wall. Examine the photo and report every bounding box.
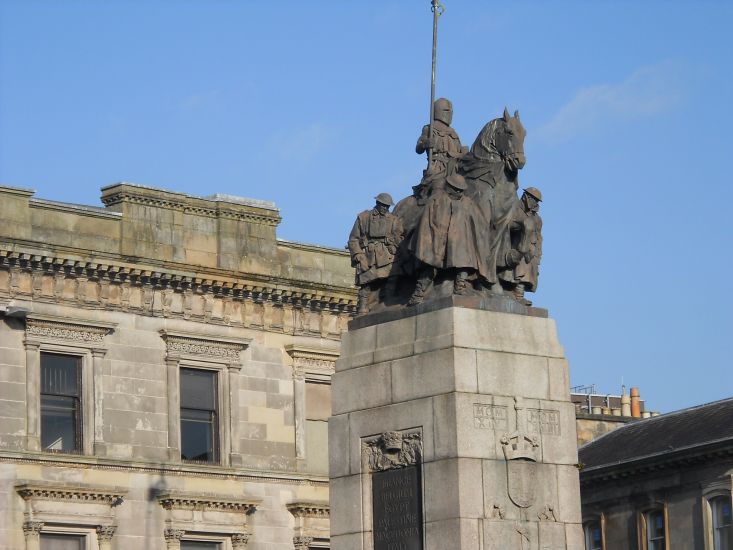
[0,183,355,549]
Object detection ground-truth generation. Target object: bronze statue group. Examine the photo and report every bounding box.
[348,99,543,315]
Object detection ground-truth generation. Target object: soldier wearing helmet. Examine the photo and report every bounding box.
[503,187,543,305]
[415,98,468,190]
[348,194,404,315]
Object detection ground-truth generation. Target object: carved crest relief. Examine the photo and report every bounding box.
[362,430,422,472]
[502,398,541,509]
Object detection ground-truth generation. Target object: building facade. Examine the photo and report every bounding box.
[0,183,356,550]
[579,398,733,550]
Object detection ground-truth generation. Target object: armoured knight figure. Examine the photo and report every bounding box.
[408,173,492,304]
[503,187,543,306]
[348,193,404,315]
[416,98,467,192]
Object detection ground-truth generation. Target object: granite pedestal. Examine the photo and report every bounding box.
[329,300,583,549]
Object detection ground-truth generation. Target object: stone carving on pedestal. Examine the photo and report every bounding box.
[501,399,541,509]
[363,430,423,471]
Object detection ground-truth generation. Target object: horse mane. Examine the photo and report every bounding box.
[470,117,504,161]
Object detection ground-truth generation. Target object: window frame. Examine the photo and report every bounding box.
[638,505,669,550]
[583,516,604,550]
[703,484,733,550]
[39,525,98,550]
[179,366,221,464]
[180,532,229,550]
[40,352,84,454]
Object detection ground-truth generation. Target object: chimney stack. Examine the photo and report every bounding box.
[630,387,641,418]
[621,387,631,417]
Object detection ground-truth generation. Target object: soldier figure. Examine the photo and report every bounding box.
[416,98,468,192]
[503,187,543,306]
[408,173,493,305]
[348,193,404,315]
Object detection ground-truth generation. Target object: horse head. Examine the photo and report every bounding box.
[467,108,527,175]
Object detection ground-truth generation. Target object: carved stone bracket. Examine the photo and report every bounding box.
[362,429,423,472]
[293,535,314,550]
[231,533,251,549]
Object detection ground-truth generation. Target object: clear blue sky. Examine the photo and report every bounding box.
[1,1,731,413]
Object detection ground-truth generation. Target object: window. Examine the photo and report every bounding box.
[712,496,732,550]
[646,510,666,550]
[180,368,219,463]
[181,542,221,550]
[40,353,82,453]
[40,533,86,550]
[584,520,602,550]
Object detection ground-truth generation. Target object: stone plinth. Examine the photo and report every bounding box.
[329,303,583,550]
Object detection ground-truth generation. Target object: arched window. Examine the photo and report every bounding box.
[584,520,602,550]
[710,496,732,550]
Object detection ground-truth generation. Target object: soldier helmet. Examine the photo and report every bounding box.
[433,97,453,125]
[446,173,468,191]
[523,187,542,202]
[375,193,394,206]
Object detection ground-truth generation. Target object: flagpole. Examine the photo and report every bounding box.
[427,0,441,172]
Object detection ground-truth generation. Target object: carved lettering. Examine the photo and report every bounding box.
[527,408,561,436]
[473,404,508,430]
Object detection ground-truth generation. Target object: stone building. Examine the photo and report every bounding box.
[579,397,733,550]
[0,183,357,550]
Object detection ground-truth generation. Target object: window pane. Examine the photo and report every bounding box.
[584,521,602,550]
[713,497,732,550]
[180,369,216,410]
[181,411,216,462]
[647,510,666,550]
[41,395,78,452]
[181,542,221,550]
[41,354,80,396]
[40,533,85,550]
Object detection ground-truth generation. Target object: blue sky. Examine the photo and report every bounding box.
[1,1,731,413]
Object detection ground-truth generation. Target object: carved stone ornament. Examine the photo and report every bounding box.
[285,344,338,383]
[160,330,249,362]
[286,501,330,519]
[163,528,185,542]
[157,493,258,513]
[22,521,44,538]
[26,316,114,344]
[362,430,422,472]
[95,525,117,542]
[16,483,125,507]
[231,532,251,549]
[538,504,557,522]
[501,432,540,509]
[489,503,506,519]
[293,535,314,550]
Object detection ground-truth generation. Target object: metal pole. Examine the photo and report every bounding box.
[427,0,441,172]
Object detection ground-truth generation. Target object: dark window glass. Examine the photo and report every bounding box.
[40,353,81,453]
[180,368,218,463]
[40,533,85,550]
[646,510,666,550]
[181,541,221,550]
[584,521,602,550]
[712,496,732,550]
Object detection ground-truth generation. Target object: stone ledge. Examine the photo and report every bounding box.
[349,294,548,330]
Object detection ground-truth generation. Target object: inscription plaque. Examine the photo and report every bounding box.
[372,465,423,550]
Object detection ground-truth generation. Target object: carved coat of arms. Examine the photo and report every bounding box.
[501,431,540,509]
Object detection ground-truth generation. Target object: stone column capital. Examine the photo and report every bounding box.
[91,348,108,359]
[231,532,251,549]
[22,521,44,538]
[164,528,185,542]
[96,525,117,542]
[293,535,313,550]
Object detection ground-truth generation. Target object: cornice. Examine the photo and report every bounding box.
[285,344,339,382]
[26,314,116,344]
[160,330,250,361]
[286,501,330,518]
[15,482,125,506]
[0,245,357,313]
[157,492,260,513]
